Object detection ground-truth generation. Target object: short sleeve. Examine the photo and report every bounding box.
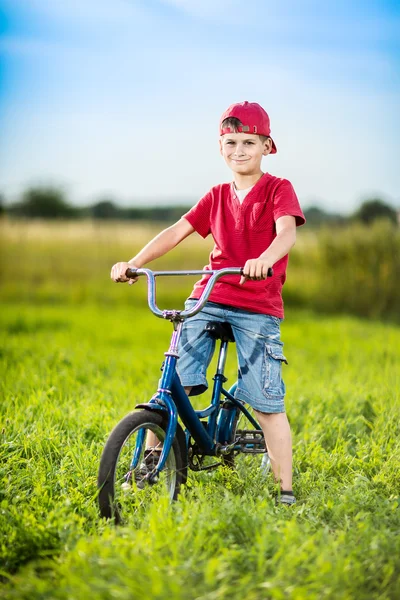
[273,179,306,227]
[182,191,213,238]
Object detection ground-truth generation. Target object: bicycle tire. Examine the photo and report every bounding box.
[98,410,186,523]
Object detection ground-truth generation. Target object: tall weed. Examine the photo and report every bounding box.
[282,220,400,321]
[312,221,400,320]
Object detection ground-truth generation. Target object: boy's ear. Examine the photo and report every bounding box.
[262,138,273,156]
[219,138,223,155]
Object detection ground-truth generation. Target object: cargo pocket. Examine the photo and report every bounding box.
[262,343,288,398]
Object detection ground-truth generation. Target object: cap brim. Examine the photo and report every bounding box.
[270,138,277,154]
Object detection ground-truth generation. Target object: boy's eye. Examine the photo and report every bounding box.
[245,141,255,145]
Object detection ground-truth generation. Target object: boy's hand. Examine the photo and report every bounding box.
[240,258,273,285]
[111,262,139,285]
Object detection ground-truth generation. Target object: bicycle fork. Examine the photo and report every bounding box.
[130,320,215,484]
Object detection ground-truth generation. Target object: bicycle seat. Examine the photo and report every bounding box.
[204,321,235,343]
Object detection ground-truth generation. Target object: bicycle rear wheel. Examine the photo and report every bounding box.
[98,410,186,523]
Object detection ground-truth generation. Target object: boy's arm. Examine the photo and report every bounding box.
[111,218,195,283]
[240,215,296,284]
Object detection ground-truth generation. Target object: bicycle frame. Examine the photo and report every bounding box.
[127,267,268,479]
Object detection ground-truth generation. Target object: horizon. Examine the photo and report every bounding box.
[1,0,399,213]
[4,187,398,219]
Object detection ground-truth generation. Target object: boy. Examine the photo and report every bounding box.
[111,101,305,505]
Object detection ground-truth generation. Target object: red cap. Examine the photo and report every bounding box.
[219,101,277,154]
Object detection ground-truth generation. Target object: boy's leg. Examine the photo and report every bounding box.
[254,411,292,491]
[227,308,293,495]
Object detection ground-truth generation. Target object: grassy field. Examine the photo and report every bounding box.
[1,220,400,599]
[1,218,399,320]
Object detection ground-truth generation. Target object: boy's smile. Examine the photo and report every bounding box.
[219,132,272,180]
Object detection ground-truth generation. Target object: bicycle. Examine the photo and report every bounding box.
[98,267,272,522]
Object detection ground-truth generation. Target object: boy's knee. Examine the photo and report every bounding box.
[255,410,289,425]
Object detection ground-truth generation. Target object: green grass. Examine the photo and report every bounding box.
[1,300,399,599]
[1,219,399,597]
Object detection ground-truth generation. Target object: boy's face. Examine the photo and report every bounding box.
[219,132,272,175]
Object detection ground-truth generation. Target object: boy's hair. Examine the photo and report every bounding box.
[220,117,271,145]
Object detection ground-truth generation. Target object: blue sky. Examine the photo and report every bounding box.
[0,0,399,212]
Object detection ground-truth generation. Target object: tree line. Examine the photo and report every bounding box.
[0,186,398,226]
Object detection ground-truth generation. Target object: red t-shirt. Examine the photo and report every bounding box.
[183,173,305,318]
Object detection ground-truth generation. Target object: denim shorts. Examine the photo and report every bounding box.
[177,300,288,414]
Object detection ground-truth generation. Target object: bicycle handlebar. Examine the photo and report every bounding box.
[125,267,273,320]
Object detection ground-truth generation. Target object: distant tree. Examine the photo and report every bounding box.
[353,199,397,225]
[0,194,5,216]
[90,199,121,219]
[303,205,346,227]
[9,187,77,219]
[122,205,191,222]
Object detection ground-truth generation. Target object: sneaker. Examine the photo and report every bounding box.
[276,492,296,506]
[134,448,161,489]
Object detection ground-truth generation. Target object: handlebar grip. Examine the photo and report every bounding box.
[125,267,138,279]
[239,267,274,278]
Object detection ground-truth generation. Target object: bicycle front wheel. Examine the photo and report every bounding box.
[98,410,186,523]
